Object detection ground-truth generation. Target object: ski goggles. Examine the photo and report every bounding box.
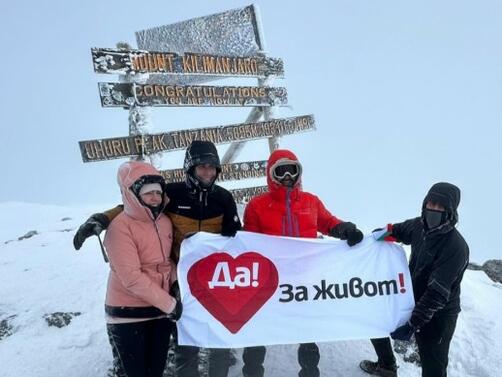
[270,159,302,180]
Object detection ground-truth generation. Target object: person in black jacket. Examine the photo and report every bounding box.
[360,182,469,377]
[73,140,241,377]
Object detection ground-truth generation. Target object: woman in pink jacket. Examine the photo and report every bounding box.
[104,161,181,377]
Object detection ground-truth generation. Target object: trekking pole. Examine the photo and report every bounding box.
[96,234,109,263]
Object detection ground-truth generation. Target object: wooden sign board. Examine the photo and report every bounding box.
[135,5,264,85]
[79,115,315,162]
[92,48,284,78]
[98,83,287,108]
[160,160,267,183]
[229,186,268,203]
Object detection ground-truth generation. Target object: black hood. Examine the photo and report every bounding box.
[183,140,221,190]
[422,182,461,225]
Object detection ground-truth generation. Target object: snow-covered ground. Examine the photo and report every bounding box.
[0,202,500,377]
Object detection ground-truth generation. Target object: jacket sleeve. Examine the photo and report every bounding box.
[104,205,124,223]
[104,222,176,314]
[410,239,469,328]
[391,218,420,245]
[243,199,261,232]
[221,191,242,236]
[315,196,343,235]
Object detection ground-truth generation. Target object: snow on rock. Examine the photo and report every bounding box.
[0,202,500,377]
[480,260,502,284]
[468,260,502,284]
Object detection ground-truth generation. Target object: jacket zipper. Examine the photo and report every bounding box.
[286,188,294,236]
[153,219,166,289]
[198,190,204,230]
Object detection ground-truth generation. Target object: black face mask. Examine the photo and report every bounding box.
[278,175,296,187]
[423,208,447,229]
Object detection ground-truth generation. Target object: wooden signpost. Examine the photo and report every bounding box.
[80,5,316,203]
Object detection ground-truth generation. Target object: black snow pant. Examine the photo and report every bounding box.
[370,315,458,377]
[175,345,230,377]
[242,343,320,377]
[415,315,458,377]
[107,318,174,377]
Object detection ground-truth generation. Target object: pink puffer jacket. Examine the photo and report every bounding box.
[104,161,176,316]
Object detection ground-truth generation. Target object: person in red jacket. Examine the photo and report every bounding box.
[242,149,364,377]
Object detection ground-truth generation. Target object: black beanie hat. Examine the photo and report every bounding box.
[183,141,221,173]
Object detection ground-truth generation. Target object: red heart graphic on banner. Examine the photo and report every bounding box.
[187,252,279,334]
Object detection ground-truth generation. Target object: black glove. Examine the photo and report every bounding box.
[167,299,183,321]
[73,213,110,250]
[221,228,238,237]
[167,281,183,321]
[170,280,181,301]
[390,321,416,341]
[329,222,364,246]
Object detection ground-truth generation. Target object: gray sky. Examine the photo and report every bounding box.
[1,0,501,262]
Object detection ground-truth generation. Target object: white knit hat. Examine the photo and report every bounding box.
[139,183,162,195]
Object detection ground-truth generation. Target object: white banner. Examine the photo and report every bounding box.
[177,231,414,348]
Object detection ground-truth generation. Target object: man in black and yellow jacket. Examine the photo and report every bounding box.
[74,140,241,377]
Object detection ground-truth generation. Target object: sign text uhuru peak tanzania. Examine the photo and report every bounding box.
[79,115,315,162]
[98,83,287,107]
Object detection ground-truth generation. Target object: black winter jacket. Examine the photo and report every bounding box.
[164,182,241,262]
[392,217,469,328]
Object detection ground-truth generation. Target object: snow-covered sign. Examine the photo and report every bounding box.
[78,115,315,162]
[135,4,265,85]
[92,48,284,78]
[98,82,287,108]
[177,232,414,347]
[228,186,268,203]
[160,160,267,183]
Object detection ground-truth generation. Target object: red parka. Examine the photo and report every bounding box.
[243,149,343,237]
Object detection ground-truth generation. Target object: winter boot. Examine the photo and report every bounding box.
[359,360,398,377]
